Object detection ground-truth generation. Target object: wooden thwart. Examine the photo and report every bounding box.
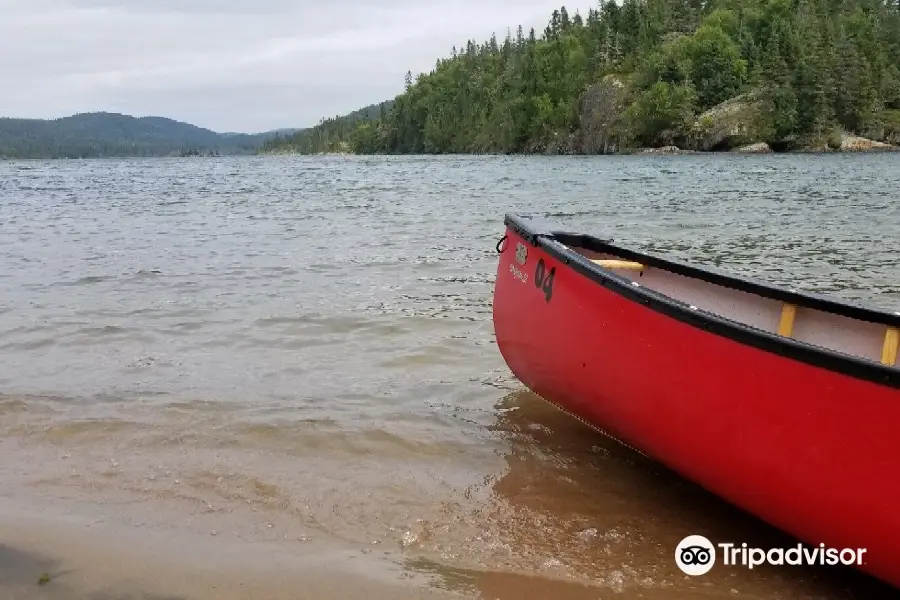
[883,327,899,366]
[591,259,646,271]
[778,303,797,338]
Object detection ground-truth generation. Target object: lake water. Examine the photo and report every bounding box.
[0,154,898,599]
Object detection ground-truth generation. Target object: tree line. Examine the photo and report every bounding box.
[0,113,283,159]
[261,0,900,155]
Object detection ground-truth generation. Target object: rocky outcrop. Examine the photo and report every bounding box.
[578,75,630,154]
[637,145,688,154]
[498,88,900,156]
[839,133,898,152]
[686,92,768,151]
[540,129,580,155]
[731,142,773,153]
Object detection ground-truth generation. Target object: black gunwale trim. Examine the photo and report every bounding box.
[503,213,900,390]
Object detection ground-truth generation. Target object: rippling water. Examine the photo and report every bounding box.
[0,154,898,599]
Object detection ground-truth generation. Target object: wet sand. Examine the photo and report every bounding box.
[2,155,899,599]
[2,390,897,600]
[0,501,456,600]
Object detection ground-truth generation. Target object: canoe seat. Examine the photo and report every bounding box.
[884,327,899,366]
[778,303,797,337]
[592,259,646,271]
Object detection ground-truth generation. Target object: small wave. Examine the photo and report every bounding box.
[0,397,29,415]
[0,337,56,351]
[214,421,478,460]
[56,275,113,286]
[37,418,147,440]
[56,324,154,347]
[252,314,410,338]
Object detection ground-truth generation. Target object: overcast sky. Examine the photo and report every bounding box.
[0,0,596,133]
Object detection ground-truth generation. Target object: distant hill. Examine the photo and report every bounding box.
[220,127,301,138]
[0,112,296,159]
[259,101,395,154]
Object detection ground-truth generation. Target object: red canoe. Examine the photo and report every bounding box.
[492,213,900,587]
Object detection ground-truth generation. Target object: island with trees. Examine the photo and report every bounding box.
[261,0,900,155]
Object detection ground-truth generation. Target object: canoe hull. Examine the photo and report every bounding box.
[493,222,900,588]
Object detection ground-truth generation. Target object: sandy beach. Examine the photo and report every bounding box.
[0,498,457,600]
[4,501,884,600]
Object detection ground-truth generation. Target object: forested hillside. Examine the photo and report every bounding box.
[260,101,394,154]
[0,113,287,159]
[264,0,900,154]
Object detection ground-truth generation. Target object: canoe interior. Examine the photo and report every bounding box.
[566,245,899,369]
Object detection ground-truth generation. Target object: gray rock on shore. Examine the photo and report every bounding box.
[839,133,898,152]
[731,142,773,153]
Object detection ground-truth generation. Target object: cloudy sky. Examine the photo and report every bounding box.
[0,0,596,133]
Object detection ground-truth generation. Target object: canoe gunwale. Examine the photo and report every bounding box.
[503,213,900,389]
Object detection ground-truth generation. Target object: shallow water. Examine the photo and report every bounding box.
[0,154,898,599]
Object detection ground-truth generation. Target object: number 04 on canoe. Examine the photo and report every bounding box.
[492,214,899,588]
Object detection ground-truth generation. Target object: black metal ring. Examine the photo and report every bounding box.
[495,235,507,253]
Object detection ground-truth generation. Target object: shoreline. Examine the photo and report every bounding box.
[254,137,900,158]
[0,498,458,600]
[253,147,900,158]
[5,142,900,161]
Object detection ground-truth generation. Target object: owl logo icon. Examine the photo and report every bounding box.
[675,535,716,576]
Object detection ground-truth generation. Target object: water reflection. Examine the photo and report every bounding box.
[407,390,898,599]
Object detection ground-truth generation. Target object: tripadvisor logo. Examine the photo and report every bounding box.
[676,535,716,575]
[675,535,868,575]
